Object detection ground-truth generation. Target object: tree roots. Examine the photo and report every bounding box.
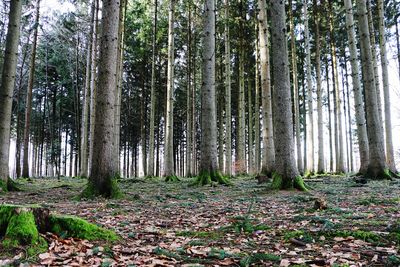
[192,171,231,186]
[165,175,180,182]
[271,172,308,191]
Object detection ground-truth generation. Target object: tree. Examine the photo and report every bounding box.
[0,0,23,190]
[22,0,41,178]
[356,0,389,179]
[195,0,229,185]
[270,0,306,191]
[258,0,274,176]
[344,0,369,173]
[224,0,232,176]
[164,0,177,181]
[377,0,396,172]
[82,0,122,198]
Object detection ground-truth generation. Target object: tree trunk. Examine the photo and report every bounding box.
[80,0,95,178]
[195,0,229,185]
[344,0,369,173]
[0,0,22,188]
[22,0,41,179]
[377,0,396,172]
[344,58,354,172]
[148,0,158,177]
[270,0,306,191]
[224,0,232,176]
[248,79,253,174]
[84,0,121,198]
[164,0,176,180]
[289,0,303,174]
[356,0,388,179]
[258,0,275,176]
[254,23,260,174]
[304,0,314,174]
[313,0,324,174]
[185,2,193,177]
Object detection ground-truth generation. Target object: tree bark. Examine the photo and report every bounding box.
[0,0,22,187]
[85,0,121,198]
[164,0,176,178]
[377,0,396,172]
[224,0,232,176]
[254,22,260,174]
[258,0,275,176]
[356,0,388,179]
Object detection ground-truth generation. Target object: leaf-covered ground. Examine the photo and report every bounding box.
[1,176,400,266]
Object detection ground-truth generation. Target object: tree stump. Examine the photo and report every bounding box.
[0,204,118,256]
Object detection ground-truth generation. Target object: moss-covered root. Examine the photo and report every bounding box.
[49,215,119,241]
[271,172,308,191]
[0,178,21,193]
[0,206,47,256]
[364,168,393,180]
[165,175,180,182]
[80,178,123,199]
[193,171,231,186]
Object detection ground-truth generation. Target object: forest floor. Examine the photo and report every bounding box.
[0,175,400,266]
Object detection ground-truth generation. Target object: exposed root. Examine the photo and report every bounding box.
[80,178,122,199]
[192,171,231,186]
[165,175,180,182]
[271,172,308,191]
[364,168,393,180]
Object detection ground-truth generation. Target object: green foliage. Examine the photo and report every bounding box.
[327,230,380,243]
[49,215,119,241]
[239,253,281,266]
[176,230,223,240]
[358,196,400,205]
[0,179,7,192]
[283,230,313,243]
[165,175,180,182]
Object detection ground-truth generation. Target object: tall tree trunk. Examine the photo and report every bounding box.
[22,0,41,178]
[223,0,232,176]
[85,0,121,198]
[356,0,388,179]
[270,0,305,191]
[164,0,176,178]
[254,23,260,174]
[247,79,253,174]
[148,0,158,177]
[313,0,324,174]
[258,0,275,176]
[328,2,345,173]
[377,0,396,171]
[304,0,314,173]
[344,0,369,173]
[0,0,23,187]
[80,0,95,178]
[325,58,334,172]
[237,0,246,174]
[344,59,354,172]
[195,0,228,185]
[185,2,193,177]
[396,16,400,82]
[289,0,303,174]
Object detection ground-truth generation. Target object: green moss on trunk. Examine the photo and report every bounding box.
[193,171,231,186]
[364,168,393,180]
[271,172,308,191]
[81,178,122,199]
[165,175,180,182]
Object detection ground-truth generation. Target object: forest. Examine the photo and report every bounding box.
[0,0,400,265]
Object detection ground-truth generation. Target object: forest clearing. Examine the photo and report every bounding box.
[1,176,400,266]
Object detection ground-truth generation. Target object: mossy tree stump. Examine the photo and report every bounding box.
[0,204,118,256]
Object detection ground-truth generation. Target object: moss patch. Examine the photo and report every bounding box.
[0,179,7,192]
[80,178,123,199]
[49,215,119,241]
[271,172,308,191]
[165,175,180,182]
[192,170,231,186]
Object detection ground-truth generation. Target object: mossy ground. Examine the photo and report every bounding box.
[193,170,231,186]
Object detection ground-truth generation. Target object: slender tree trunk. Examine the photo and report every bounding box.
[270,0,305,190]
[313,0,324,173]
[248,79,253,174]
[377,0,396,171]
[80,0,95,178]
[396,17,400,82]
[254,23,260,174]
[88,0,99,176]
[344,0,369,173]
[304,0,314,173]
[223,0,232,176]
[343,61,354,172]
[148,0,158,177]
[185,2,193,177]
[289,0,303,174]
[0,0,22,187]
[356,0,388,179]
[22,0,41,178]
[258,0,275,176]
[164,0,176,178]
[86,0,121,197]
